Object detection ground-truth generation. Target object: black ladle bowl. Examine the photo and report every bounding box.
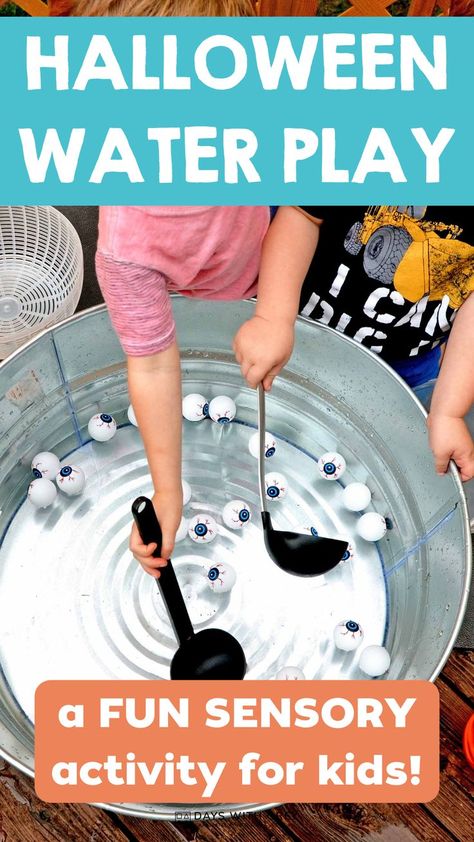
[258,384,348,576]
[132,496,246,680]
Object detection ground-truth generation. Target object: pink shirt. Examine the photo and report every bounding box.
[96,206,270,356]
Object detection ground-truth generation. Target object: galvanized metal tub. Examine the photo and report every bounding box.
[0,300,470,820]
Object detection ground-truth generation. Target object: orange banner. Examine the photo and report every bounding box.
[35,680,439,803]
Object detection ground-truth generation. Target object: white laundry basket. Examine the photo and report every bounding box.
[0,206,83,358]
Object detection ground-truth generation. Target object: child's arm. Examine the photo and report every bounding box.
[128,342,183,576]
[427,292,474,481]
[233,206,321,390]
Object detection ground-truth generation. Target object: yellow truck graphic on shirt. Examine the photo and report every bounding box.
[343,206,474,309]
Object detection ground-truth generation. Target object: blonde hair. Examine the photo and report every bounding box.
[50,0,257,15]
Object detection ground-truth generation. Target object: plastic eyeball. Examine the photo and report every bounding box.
[206,561,236,593]
[175,516,188,543]
[356,512,387,542]
[334,619,364,652]
[275,666,305,680]
[127,404,138,427]
[28,477,57,509]
[265,472,288,501]
[342,482,372,512]
[301,525,320,538]
[318,451,346,481]
[182,480,192,506]
[248,431,276,459]
[88,413,117,442]
[222,500,252,530]
[31,451,60,480]
[340,541,355,563]
[208,395,236,425]
[56,464,86,496]
[188,514,217,543]
[182,393,209,422]
[359,645,391,677]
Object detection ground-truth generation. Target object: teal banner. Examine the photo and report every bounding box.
[0,17,472,204]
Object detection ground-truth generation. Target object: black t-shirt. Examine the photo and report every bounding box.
[298,206,474,362]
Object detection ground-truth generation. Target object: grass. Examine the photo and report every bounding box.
[0,2,29,13]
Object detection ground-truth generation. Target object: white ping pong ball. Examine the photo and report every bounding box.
[208,395,236,425]
[222,500,251,529]
[28,478,57,508]
[334,620,364,652]
[359,645,391,677]
[248,431,276,459]
[175,516,188,543]
[206,562,236,593]
[56,465,86,496]
[31,451,60,480]
[357,512,387,542]
[182,394,209,422]
[318,452,346,481]
[275,666,305,680]
[188,514,217,543]
[127,404,138,426]
[265,473,288,501]
[342,482,372,512]
[182,480,192,506]
[88,413,117,442]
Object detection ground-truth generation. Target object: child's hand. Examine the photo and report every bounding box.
[130,490,182,578]
[427,413,474,482]
[233,315,294,391]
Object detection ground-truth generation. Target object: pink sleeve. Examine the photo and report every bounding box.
[95,251,176,357]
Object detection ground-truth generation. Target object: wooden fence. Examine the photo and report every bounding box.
[6,0,49,14]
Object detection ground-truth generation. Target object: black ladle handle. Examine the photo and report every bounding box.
[132,496,194,646]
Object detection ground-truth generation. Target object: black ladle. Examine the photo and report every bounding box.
[257,384,348,576]
[132,496,246,679]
